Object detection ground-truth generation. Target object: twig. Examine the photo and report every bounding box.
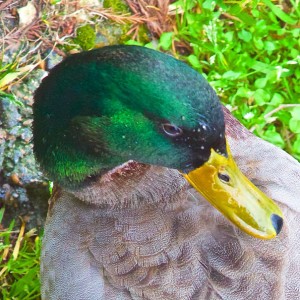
[221,12,242,23]
[12,217,25,261]
[264,104,300,119]
[85,8,151,25]
[0,0,14,10]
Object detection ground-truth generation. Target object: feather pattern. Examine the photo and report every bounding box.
[41,111,300,300]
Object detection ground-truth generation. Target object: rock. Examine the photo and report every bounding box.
[0,69,50,230]
[17,1,38,27]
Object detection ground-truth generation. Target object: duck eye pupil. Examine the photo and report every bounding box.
[162,123,183,137]
[218,173,230,183]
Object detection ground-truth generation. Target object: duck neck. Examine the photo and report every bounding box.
[62,161,189,209]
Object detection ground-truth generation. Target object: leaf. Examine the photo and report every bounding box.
[292,28,300,38]
[254,78,268,89]
[188,55,201,69]
[289,119,300,133]
[227,4,256,25]
[292,135,300,154]
[0,65,36,89]
[203,0,216,10]
[254,89,270,105]
[125,40,144,46]
[289,107,300,133]
[249,60,275,74]
[262,125,285,148]
[290,107,300,120]
[270,93,284,106]
[159,32,173,50]
[238,29,252,42]
[265,41,276,52]
[0,91,24,107]
[222,71,241,80]
[0,207,4,223]
[224,31,234,42]
[0,72,21,89]
[253,37,264,50]
[236,87,254,98]
[262,0,297,25]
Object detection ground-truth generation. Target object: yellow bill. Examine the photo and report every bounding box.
[183,142,283,239]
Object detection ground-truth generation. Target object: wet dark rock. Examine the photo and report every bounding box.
[0,69,50,231]
[44,50,63,70]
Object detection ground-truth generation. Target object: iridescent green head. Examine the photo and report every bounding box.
[33,45,283,239]
[33,45,226,185]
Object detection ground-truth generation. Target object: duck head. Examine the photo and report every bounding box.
[33,45,283,239]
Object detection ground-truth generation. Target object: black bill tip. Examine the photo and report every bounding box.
[271,214,283,235]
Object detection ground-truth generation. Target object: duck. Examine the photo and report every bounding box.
[33,45,300,300]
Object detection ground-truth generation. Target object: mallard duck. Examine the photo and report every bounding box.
[33,46,300,300]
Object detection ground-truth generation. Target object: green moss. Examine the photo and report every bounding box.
[103,0,129,13]
[74,25,96,51]
[97,21,131,45]
[136,24,151,44]
[99,0,131,44]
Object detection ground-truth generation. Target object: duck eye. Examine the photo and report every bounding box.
[162,123,183,137]
[218,172,230,183]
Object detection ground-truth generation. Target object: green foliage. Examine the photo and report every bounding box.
[174,0,300,160]
[159,32,174,50]
[0,53,32,107]
[48,181,54,195]
[0,90,24,107]
[0,207,41,299]
[103,0,129,13]
[131,0,300,160]
[74,25,96,51]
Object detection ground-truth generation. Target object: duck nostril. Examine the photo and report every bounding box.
[271,214,283,235]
